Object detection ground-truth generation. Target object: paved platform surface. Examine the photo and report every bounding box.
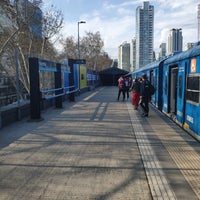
[0,86,200,200]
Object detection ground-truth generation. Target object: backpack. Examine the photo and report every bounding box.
[149,83,155,95]
[145,81,155,96]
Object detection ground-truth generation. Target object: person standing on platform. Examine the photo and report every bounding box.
[124,76,131,100]
[139,74,150,117]
[130,78,140,110]
[117,76,125,101]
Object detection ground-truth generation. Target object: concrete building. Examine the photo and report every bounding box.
[131,38,136,71]
[185,43,194,50]
[118,42,131,72]
[168,28,183,55]
[135,1,154,69]
[158,43,166,59]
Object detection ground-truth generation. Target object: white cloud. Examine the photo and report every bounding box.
[153,0,199,53]
[43,0,200,59]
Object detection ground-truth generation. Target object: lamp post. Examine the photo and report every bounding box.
[78,21,86,59]
[77,21,86,92]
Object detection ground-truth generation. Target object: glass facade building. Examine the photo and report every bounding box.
[135,1,154,69]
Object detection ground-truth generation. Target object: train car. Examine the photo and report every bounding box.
[162,44,200,140]
[131,59,165,110]
[130,43,200,141]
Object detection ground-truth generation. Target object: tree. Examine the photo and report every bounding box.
[40,5,63,56]
[58,36,77,60]
[81,31,103,58]
[0,1,63,97]
[59,31,112,71]
[0,0,44,97]
[0,0,43,58]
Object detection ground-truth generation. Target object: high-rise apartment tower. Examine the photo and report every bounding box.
[131,38,136,71]
[168,28,183,54]
[158,43,166,59]
[135,1,154,69]
[118,42,131,72]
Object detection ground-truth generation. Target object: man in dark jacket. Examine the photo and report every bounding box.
[139,74,150,117]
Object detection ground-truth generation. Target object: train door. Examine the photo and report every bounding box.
[162,67,169,113]
[169,66,178,116]
[176,62,186,124]
[154,68,158,106]
[149,70,156,105]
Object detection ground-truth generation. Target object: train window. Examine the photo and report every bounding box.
[186,76,200,104]
[178,75,182,98]
[187,76,199,90]
[186,91,199,103]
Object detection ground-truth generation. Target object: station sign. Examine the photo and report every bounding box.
[74,59,86,64]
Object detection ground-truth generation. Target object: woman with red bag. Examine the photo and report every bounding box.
[130,78,140,109]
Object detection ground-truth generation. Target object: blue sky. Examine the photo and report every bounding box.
[42,0,200,59]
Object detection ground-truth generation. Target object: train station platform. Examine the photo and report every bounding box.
[0,86,200,200]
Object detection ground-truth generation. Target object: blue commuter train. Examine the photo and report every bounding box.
[130,43,200,141]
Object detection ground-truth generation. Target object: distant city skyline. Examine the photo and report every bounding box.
[42,0,200,59]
